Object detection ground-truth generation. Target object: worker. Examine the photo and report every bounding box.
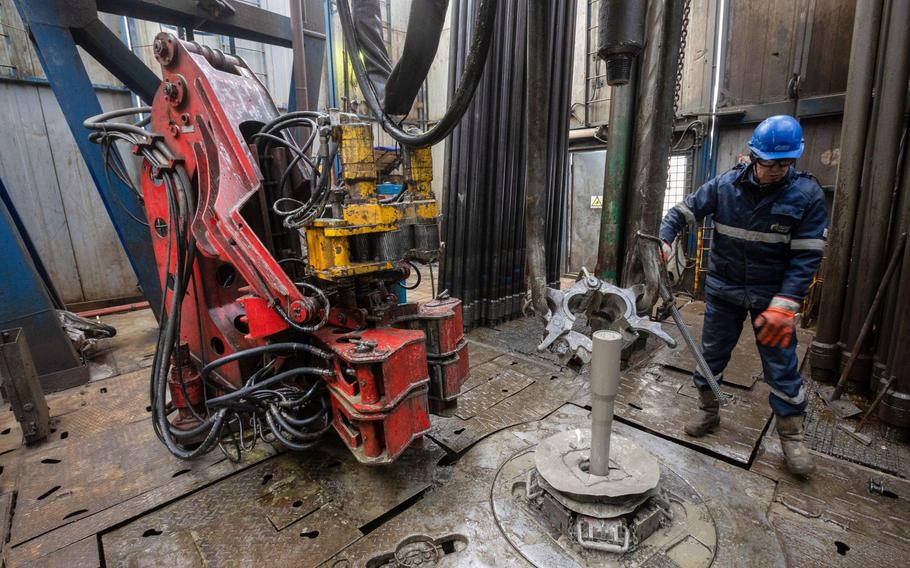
[659,115,827,476]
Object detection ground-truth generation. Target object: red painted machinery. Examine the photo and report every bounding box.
[86,33,469,464]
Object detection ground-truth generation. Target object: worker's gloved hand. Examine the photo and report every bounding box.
[755,296,800,348]
[660,241,673,265]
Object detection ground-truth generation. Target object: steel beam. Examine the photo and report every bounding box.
[714,94,845,125]
[96,0,326,48]
[620,0,685,305]
[72,17,160,103]
[289,0,327,113]
[524,0,550,317]
[595,77,635,283]
[0,178,88,393]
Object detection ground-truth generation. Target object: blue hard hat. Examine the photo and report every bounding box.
[748,115,804,160]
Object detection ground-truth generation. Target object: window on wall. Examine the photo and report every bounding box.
[583,0,610,126]
[663,153,693,217]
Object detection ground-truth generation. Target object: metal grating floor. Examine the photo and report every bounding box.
[803,376,910,479]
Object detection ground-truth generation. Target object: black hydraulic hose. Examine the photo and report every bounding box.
[277,397,327,426]
[167,412,223,438]
[200,342,333,386]
[268,404,332,440]
[264,410,329,451]
[275,381,324,407]
[400,260,423,290]
[336,0,497,147]
[205,367,334,406]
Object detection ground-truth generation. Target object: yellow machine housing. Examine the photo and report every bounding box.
[304,118,440,281]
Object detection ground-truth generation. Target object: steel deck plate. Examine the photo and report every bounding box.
[102,439,444,567]
[429,353,587,454]
[326,404,786,567]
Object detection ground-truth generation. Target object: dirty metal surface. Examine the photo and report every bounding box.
[534,430,660,499]
[467,317,564,366]
[6,440,274,566]
[494,451,717,567]
[455,370,534,420]
[0,492,12,553]
[10,417,227,546]
[86,309,157,381]
[752,433,910,559]
[464,340,505,367]
[573,364,772,465]
[324,404,785,567]
[801,376,910,478]
[103,438,445,567]
[770,507,904,568]
[19,536,100,568]
[0,369,152,456]
[428,353,586,454]
[3,374,277,567]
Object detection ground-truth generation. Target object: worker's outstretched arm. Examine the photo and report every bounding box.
[659,177,719,244]
[777,189,828,303]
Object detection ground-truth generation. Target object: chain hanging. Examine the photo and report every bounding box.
[673,0,692,117]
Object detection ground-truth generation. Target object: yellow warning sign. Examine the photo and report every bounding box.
[590,196,603,209]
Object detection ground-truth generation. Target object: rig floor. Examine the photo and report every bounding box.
[0,282,907,567]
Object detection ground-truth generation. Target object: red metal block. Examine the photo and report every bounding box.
[427,339,470,402]
[313,326,429,413]
[329,386,431,465]
[411,298,465,357]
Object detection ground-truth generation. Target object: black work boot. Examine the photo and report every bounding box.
[776,413,816,476]
[684,388,720,437]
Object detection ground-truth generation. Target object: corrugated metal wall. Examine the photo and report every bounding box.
[0,2,141,306]
[0,83,140,305]
[713,0,855,186]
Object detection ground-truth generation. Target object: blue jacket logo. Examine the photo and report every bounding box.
[770,223,792,234]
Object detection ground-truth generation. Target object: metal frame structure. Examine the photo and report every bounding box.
[0,175,88,392]
[11,0,327,316]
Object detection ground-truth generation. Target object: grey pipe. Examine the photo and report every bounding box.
[811,0,885,380]
[525,0,550,317]
[620,0,685,310]
[881,139,910,428]
[842,0,910,388]
[589,330,623,477]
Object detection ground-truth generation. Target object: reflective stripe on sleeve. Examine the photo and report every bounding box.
[713,221,791,244]
[791,238,826,251]
[674,203,696,224]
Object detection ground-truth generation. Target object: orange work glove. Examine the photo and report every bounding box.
[660,241,673,264]
[755,296,800,348]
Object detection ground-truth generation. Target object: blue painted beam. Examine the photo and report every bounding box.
[73,18,160,103]
[0,176,87,390]
[13,0,163,314]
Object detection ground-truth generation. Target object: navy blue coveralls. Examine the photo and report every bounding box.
[659,163,828,416]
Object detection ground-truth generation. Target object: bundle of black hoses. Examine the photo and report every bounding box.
[336,0,497,147]
[254,111,339,229]
[86,108,338,460]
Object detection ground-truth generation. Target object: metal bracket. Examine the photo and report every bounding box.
[537,268,676,362]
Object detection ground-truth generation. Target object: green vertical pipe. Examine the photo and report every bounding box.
[595,78,636,283]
